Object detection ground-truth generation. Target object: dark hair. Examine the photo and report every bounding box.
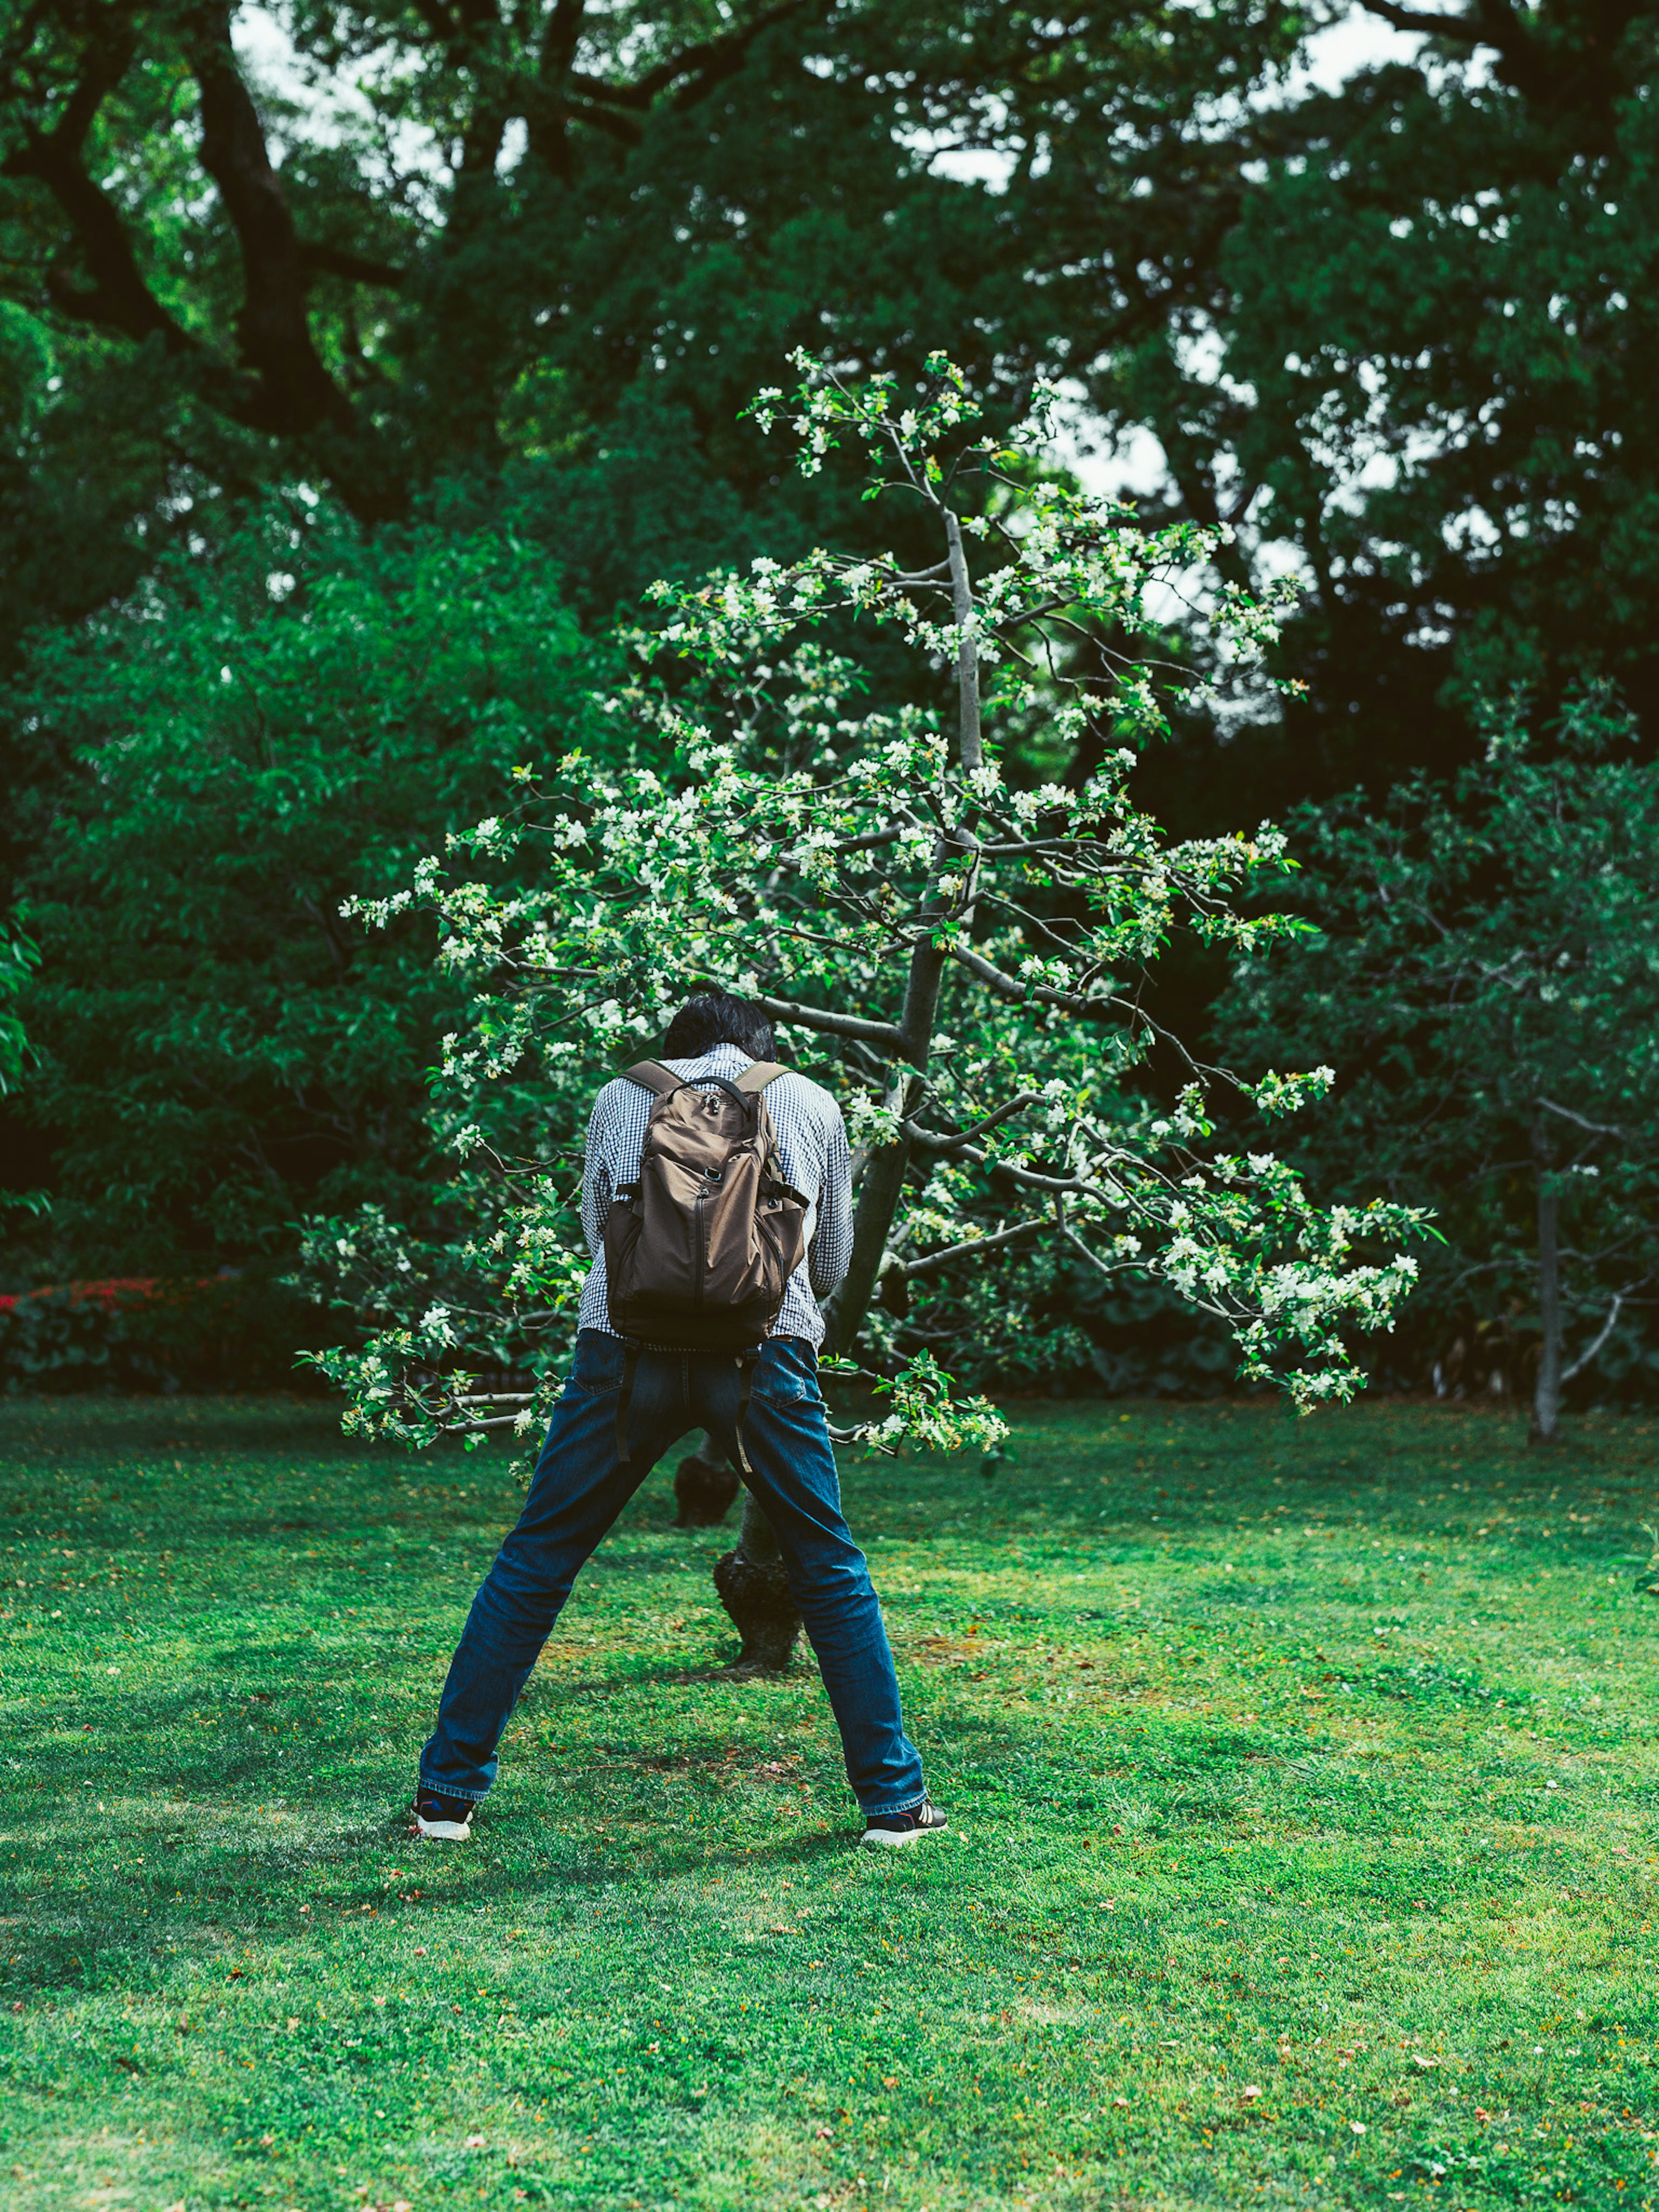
[662,990,776,1062]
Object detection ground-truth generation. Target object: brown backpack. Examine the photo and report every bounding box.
[603,1059,809,1461]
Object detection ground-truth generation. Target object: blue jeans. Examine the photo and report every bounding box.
[419,1330,927,1816]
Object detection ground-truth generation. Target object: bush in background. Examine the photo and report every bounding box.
[0,1270,340,1395]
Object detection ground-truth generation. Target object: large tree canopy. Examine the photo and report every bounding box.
[5,0,1656,764]
[1084,0,1659,814]
[0,1,1305,621]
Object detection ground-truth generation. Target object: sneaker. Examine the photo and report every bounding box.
[860,1799,948,1850]
[412,1789,475,1841]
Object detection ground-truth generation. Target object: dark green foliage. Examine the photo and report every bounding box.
[0,2,1077,597]
[1215,689,1659,1405]
[0,1269,332,1392]
[1056,0,1659,822]
[5,0,1656,778]
[4,512,610,1271]
[0,0,1322,632]
[0,920,37,1098]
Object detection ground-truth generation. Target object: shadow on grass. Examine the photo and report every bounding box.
[3,1793,875,1996]
[0,1395,355,1458]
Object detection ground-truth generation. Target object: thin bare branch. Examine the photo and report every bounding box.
[1538,1096,1628,1141]
[1560,1290,1631,1385]
[753,993,903,1049]
[905,1219,1046,1278]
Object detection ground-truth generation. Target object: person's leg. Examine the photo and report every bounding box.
[695,1338,927,1816]
[418,1332,686,1807]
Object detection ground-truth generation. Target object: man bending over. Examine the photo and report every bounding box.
[411,990,946,1850]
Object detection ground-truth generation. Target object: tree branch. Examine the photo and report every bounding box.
[539,0,588,76]
[1359,0,1573,111]
[1537,1095,1628,1142]
[2,27,196,356]
[753,992,903,1049]
[904,1218,1045,1279]
[189,14,355,435]
[946,939,1115,1022]
[1059,1223,1128,1280]
[567,0,815,114]
[1560,1290,1629,1386]
[1357,0,1482,39]
[526,0,589,172]
[944,508,983,772]
[301,242,406,289]
[908,1092,1044,1154]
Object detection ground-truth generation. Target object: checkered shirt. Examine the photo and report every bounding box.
[578,1044,854,1346]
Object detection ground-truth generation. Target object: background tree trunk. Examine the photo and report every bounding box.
[712,1491,802,1671]
[673,1432,741,1526]
[1532,1116,1562,1443]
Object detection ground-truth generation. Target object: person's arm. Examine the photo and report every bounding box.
[807,1101,854,1298]
[581,1086,614,1259]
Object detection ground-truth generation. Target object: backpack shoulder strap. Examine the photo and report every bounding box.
[623,1060,682,1099]
[734,1060,787,1094]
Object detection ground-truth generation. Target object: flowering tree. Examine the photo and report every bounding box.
[301,354,1423,1491]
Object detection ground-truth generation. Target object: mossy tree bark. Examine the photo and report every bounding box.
[712,1490,802,1672]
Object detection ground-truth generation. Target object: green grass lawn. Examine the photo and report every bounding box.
[3,1393,1657,2212]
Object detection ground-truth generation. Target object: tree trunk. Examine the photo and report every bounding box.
[1531,1116,1561,1444]
[944,510,984,772]
[825,1118,914,1354]
[704,498,984,1666]
[712,1491,802,1671]
[673,1432,741,1526]
[823,500,983,1360]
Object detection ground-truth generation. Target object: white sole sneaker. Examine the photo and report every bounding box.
[860,1803,948,1849]
[414,1813,471,1840]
